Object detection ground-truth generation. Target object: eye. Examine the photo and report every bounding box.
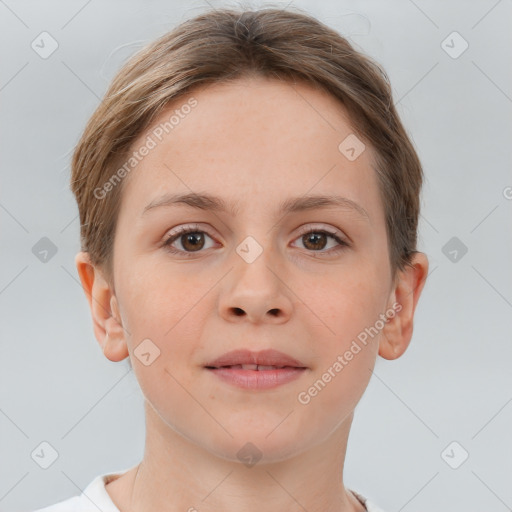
[291,226,350,255]
[162,224,217,256]
[162,224,350,258]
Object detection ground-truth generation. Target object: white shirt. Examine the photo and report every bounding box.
[33,469,386,512]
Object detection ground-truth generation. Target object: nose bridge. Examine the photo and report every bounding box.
[234,232,281,296]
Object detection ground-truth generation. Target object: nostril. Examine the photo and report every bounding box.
[269,308,279,316]
[233,307,245,316]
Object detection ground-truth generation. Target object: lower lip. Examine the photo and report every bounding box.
[206,367,307,390]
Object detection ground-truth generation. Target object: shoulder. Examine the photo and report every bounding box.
[350,489,387,512]
[32,470,129,512]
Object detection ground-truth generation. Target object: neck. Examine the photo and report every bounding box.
[107,403,366,512]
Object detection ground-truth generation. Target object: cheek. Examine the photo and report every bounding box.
[297,275,383,416]
[118,262,200,336]
[300,266,387,412]
[302,263,388,342]
[117,266,212,379]
[118,270,207,410]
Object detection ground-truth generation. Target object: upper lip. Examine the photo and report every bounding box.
[205,349,307,368]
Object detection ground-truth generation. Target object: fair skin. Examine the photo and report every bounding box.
[76,76,428,512]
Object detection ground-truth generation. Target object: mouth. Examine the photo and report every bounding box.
[205,348,307,369]
[205,364,300,370]
[204,349,308,390]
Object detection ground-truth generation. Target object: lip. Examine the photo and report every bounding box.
[205,348,307,369]
[204,349,308,390]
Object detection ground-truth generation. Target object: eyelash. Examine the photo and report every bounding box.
[162,224,350,258]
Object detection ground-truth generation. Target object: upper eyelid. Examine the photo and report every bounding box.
[166,223,343,237]
[295,224,343,236]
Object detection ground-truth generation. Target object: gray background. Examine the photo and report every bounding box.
[1,0,511,511]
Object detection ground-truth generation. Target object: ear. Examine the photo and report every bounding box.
[379,252,429,360]
[74,251,129,362]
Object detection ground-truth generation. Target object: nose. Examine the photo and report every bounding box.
[219,252,293,325]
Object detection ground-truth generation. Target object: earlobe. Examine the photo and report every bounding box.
[75,251,129,362]
[102,330,130,362]
[378,252,429,360]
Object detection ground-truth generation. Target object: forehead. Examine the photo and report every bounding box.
[118,76,384,224]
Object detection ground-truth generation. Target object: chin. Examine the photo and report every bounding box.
[201,424,311,466]
[220,441,307,467]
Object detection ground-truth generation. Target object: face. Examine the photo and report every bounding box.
[108,77,396,463]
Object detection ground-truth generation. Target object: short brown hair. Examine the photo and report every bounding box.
[71,6,424,285]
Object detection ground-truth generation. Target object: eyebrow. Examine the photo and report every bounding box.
[141,192,370,221]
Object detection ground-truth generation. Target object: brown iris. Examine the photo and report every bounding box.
[180,232,205,251]
[301,232,328,251]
